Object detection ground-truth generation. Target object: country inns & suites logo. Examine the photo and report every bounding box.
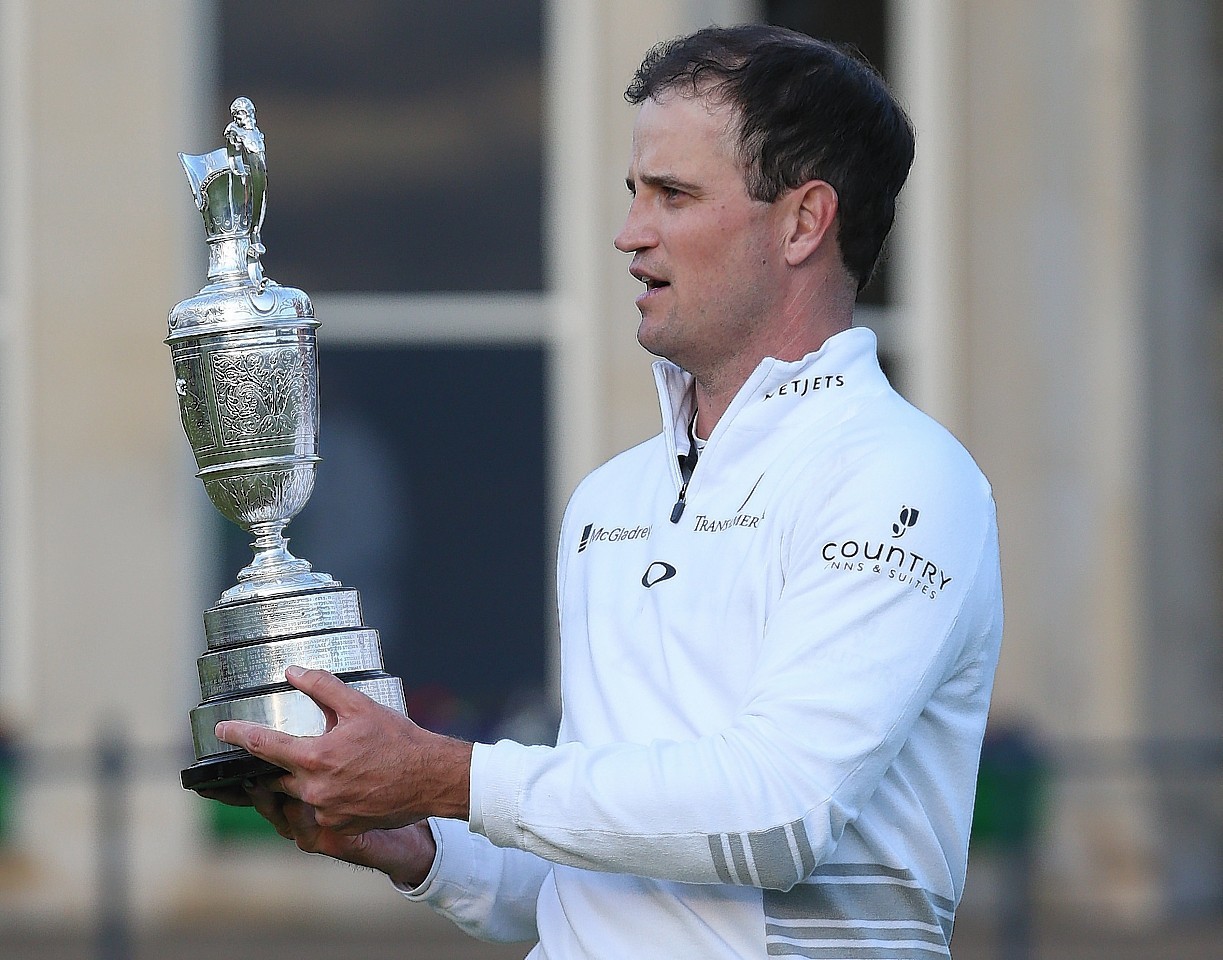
[822,505,952,600]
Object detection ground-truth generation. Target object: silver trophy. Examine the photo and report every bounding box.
[169,97,406,791]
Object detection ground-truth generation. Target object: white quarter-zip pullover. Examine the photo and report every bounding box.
[406,327,1003,959]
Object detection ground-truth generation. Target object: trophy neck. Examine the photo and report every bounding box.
[207,237,261,284]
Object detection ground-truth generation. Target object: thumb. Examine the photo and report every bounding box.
[283,666,368,721]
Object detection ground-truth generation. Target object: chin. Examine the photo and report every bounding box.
[635,317,656,348]
[636,324,671,361]
[638,309,696,365]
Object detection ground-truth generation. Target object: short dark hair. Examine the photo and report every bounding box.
[625,24,914,292]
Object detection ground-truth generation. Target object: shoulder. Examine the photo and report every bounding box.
[780,390,996,555]
[818,388,987,495]
[568,433,666,501]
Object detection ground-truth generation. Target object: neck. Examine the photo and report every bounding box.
[691,311,853,438]
[684,258,856,435]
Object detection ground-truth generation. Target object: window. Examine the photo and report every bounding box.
[217,0,543,292]
[200,3,552,840]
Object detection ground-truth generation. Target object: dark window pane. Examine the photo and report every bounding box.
[218,0,543,292]
[765,1,888,76]
[214,345,550,742]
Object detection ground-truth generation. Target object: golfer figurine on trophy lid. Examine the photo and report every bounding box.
[168,97,407,792]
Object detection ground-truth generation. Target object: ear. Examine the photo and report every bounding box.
[783,180,839,267]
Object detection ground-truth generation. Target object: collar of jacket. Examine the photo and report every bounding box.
[650,326,890,486]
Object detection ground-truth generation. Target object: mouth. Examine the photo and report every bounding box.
[630,265,671,301]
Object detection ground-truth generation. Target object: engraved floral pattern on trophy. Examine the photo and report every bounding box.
[212,344,317,445]
[203,465,315,532]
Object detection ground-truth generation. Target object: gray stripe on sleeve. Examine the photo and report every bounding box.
[707,818,818,888]
[790,819,817,878]
[748,821,805,889]
[727,832,752,885]
[707,834,735,884]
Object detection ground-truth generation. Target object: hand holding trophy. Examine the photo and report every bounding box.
[168,98,406,792]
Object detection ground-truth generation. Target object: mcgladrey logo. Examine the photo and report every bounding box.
[578,522,651,553]
[821,504,953,601]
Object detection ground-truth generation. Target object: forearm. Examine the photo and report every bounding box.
[408,730,473,822]
[469,727,852,890]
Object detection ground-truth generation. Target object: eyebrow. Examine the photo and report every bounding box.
[626,172,703,195]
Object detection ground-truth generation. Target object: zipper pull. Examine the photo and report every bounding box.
[671,420,699,524]
[670,479,690,523]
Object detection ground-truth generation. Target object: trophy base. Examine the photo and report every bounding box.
[182,584,408,795]
[181,750,284,792]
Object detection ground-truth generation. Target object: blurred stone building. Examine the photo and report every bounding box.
[0,0,1219,937]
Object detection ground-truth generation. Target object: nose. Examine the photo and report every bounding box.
[614,196,656,254]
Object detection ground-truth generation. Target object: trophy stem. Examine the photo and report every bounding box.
[241,520,310,579]
[218,521,336,602]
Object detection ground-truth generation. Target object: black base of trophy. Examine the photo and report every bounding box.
[181,750,285,792]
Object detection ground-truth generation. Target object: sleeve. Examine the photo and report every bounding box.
[396,816,550,943]
[468,444,1000,890]
[397,471,594,938]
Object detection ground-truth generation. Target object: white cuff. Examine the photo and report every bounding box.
[468,738,555,849]
[468,740,495,837]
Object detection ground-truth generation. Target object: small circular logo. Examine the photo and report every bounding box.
[641,561,677,588]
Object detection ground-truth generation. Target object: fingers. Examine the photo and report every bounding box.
[213,719,310,771]
[214,668,391,772]
[212,668,376,759]
[197,783,254,807]
[245,780,332,856]
[244,779,294,839]
[282,665,373,721]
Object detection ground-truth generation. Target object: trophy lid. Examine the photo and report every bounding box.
[168,97,317,342]
[181,96,267,248]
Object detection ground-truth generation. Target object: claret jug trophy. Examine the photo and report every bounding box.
[168,98,406,791]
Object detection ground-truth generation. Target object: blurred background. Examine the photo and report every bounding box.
[0,0,1220,957]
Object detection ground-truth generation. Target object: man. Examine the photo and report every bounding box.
[209,24,1003,959]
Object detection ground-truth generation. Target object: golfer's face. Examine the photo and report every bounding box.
[615,94,782,374]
